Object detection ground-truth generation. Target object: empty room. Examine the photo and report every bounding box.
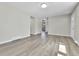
[0,2,79,56]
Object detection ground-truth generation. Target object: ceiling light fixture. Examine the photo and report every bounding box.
[41,3,47,8]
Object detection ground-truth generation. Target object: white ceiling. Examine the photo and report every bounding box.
[7,2,77,17]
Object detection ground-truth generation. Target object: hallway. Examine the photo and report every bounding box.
[0,34,79,56]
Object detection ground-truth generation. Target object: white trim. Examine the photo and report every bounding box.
[70,13,75,40]
[71,36,79,46]
[70,36,79,46]
[73,39,79,46]
[48,33,70,37]
[32,32,41,35]
[0,35,30,45]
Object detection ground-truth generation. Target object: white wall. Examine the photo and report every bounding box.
[71,4,79,44]
[30,17,36,34]
[70,9,76,40]
[30,17,41,35]
[0,3,30,43]
[75,5,79,43]
[0,3,73,44]
[34,18,41,34]
[48,15,71,36]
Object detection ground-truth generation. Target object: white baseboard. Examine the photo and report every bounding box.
[74,41,79,46]
[69,35,79,46]
[31,32,41,35]
[0,35,30,45]
[48,33,70,37]
[73,39,79,46]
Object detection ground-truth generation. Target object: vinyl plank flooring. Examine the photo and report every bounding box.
[0,35,79,56]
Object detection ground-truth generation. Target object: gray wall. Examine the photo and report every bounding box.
[30,17,41,35]
[71,4,79,43]
[48,15,71,36]
[0,3,30,43]
[0,3,72,44]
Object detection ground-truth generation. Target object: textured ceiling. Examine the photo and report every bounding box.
[6,2,78,17]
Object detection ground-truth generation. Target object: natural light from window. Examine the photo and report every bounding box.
[57,44,67,56]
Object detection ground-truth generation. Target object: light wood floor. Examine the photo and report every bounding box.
[0,34,79,56]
